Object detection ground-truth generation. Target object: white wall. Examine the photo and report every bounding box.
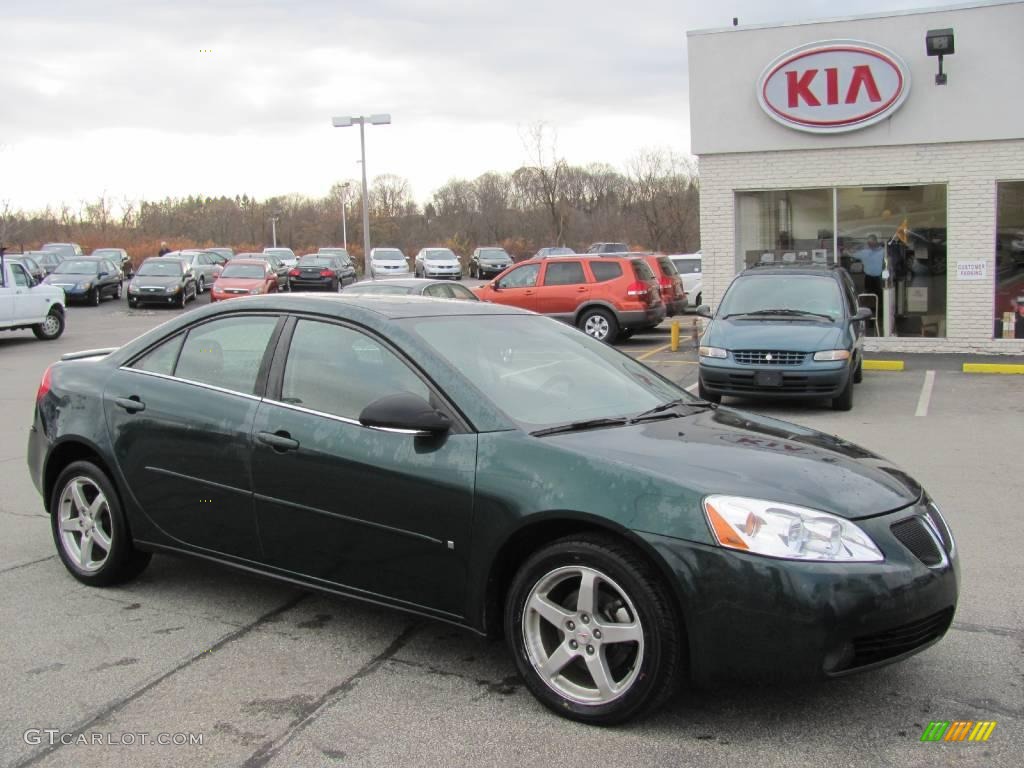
[698,139,1024,354]
[688,2,1024,155]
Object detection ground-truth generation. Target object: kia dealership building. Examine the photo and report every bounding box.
[688,1,1024,352]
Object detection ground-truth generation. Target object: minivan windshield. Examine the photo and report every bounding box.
[718,274,843,321]
[410,315,689,430]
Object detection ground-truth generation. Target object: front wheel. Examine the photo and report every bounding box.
[89,288,100,307]
[32,308,65,340]
[505,535,682,725]
[50,461,152,586]
[578,308,619,344]
[853,358,863,384]
[832,373,854,411]
[198,276,206,294]
[115,282,123,299]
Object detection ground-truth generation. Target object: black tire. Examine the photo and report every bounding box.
[832,373,854,411]
[49,460,151,586]
[32,307,65,340]
[198,276,205,294]
[619,329,635,340]
[176,289,186,308]
[336,278,343,293]
[853,357,863,384]
[89,288,100,307]
[128,297,138,309]
[115,282,123,299]
[578,308,619,344]
[505,534,683,725]
[698,377,721,404]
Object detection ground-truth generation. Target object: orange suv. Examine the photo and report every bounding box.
[474,255,665,342]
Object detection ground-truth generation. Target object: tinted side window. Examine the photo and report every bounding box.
[281,320,429,421]
[589,261,623,283]
[424,283,454,298]
[498,264,540,289]
[672,259,701,274]
[631,260,656,281]
[543,261,586,286]
[174,316,278,394]
[132,334,185,375]
[11,263,31,287]
[449,284,477,300]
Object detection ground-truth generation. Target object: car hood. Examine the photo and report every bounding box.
[214,277,264,289]
[707,318,843,352]
[45,274,93,284]
[131,275,181,287]
[544,408,920,519]
[424,258,460,265]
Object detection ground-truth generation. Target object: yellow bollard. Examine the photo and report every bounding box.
[670,319,680,352]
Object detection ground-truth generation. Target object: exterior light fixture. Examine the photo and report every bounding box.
[926,28,954,85]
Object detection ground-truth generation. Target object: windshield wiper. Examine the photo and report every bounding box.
[631,398,717,422]
[531,417,629,437]
[729,308,834,322]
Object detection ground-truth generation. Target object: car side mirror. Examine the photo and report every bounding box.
[854,307,873,321]
[98,271,109,278]
[695,304,713,318]
[359,393,451,435]
[491,281,501,291]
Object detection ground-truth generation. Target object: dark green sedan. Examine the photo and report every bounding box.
[27,295,958,724]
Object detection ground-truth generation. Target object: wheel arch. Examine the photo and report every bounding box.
[572,301,618,325]
[481,512,689,650]
[43,438,118,516]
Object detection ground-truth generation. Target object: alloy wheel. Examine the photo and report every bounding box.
[584,314,611,340]
[57,477,114,573]
[522,565,644,705]
[198,276,205,294]
[40,313,61,337]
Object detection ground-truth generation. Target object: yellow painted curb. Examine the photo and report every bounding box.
[963,363,1024,374]
[863,360,905,371]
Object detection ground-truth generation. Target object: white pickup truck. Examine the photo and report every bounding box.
[0,254,67,340]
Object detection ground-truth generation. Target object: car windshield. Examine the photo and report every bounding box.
[373,250,405,261]
[264,249,292,257]
[671,258,701,274]
[425,249,456,260]
[136,261,183,276]
[718,274,843,320]
[221,264,265,279]
[480,249,509,258]
[298,256,333,267]
[53,260,99,275]
[92,249,121,257]
[410,316,688,430]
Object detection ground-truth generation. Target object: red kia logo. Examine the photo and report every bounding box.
[757,40,911,133]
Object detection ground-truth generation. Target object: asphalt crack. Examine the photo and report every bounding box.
[241,623,421,768]
[0,555,56,576]
[951,620,1023,639]
[12,592,307,768]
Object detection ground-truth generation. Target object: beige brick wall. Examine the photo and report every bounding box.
[698,139,1024,354]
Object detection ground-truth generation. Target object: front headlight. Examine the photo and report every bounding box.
[170,285,181,293]
[249,288,260,294]
[79,282,92,290]
[704,495,883,562]
[813,349,852,361]
[699,346,728,359]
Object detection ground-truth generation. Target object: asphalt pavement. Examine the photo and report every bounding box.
[0,284,1021,767]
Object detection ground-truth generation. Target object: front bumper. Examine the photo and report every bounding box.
[478,264,510,277]
[130,290,180,304]
[641,500,959,685]
[700,358,850,399]
[422,266,462,279]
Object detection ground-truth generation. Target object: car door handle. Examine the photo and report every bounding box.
[524,289,535,295]
[257,430,299,452]
[576,286,588,292]
[114,396,146,413]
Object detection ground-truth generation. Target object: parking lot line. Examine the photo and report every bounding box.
[962,363,1024,374]
[636,343,671,361]
[915,370,936,417]
[864,359,905,371]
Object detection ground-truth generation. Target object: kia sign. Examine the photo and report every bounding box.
[758,40,911,133]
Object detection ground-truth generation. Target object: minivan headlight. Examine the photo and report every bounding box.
[813,350,851,361]
[704,495,883,562]
[699,346,728,359]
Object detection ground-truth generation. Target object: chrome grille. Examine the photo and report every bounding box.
[732,350,806,366]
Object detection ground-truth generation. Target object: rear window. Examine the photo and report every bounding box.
[588,261,623,283]
[630,259,656,281]
[543,261,586,286]
[298,256,333,267]
[656,257,678,276]
[671,258,701,274]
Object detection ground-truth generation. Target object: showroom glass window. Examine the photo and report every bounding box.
[995,181,1024,339]
[736,185,947,338]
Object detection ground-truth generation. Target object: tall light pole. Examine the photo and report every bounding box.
[332,114,390,279]
[340,182,350,251]
[269,213,280,248]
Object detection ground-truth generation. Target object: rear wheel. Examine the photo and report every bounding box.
[50,461,152,586]
[32,308,65,340]
[579,308,619,344]
[505,535,682,725]
[198,276,206,294]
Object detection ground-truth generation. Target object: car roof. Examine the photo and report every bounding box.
[738,264,845,278]
[347,278,447,289]
[206,293,528,320]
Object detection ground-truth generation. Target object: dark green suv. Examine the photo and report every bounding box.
[697,264,873,410]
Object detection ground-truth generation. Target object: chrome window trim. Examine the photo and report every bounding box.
[261,398,432,436]
[118,367,263,402]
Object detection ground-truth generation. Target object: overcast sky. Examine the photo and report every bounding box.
[1,0,968,211]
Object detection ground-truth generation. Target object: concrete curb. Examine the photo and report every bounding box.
[863,360,905,371]
[962,363,1024,374]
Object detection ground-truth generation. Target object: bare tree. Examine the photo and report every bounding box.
[0,200,25,251]
[370,174,412,219]
[520,122,569,245]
